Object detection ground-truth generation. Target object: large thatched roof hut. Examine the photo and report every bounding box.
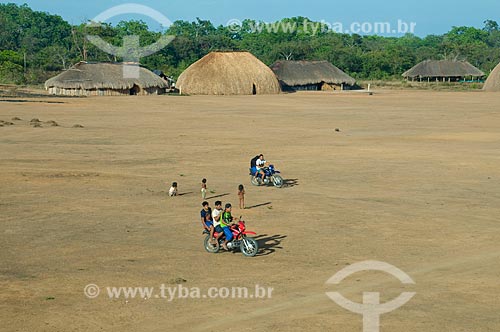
[483,62,500,91]
[176,52,280,95]
[270,60,356,91]
[45,62,168,96]
[402,60,484,82]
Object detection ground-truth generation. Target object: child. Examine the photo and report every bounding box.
[168,182,178,196]
[212,201,224,242]
[220,203,234,251]
[238,184,245,209]
[200,201,214,243]
[201,178,207,199]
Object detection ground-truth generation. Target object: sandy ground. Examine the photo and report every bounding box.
[1,90,500,332]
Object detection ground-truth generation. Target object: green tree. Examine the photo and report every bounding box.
[483,20,499,33]
[0,61,25,84]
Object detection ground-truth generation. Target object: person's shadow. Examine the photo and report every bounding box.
[206,193,230,200]
[253,234,287,256]
[245,202,272,209]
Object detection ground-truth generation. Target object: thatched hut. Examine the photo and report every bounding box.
[45,62,168,96]
[270,60,356,91]
[483,62,500,91]
[402,60,484,82]
[176,52,280,95]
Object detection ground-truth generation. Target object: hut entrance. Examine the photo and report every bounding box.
[252,84,257,95]
[130,84,141,95]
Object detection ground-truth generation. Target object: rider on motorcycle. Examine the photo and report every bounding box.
[211,201,224,242]
[220,203,235,250]
[250,154,268,183]
[200,201,214,243]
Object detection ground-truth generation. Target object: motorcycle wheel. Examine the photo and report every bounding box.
[240,237,259,257]
[272,174,284,188]
[251,176,261,186]
[204,235,220,253]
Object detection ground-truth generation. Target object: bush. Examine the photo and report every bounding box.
[0,61,26,84]
[0,50,23,65]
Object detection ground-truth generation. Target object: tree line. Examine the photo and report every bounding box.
[1,3,500,85]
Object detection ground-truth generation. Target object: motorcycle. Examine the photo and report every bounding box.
[249,164,284,188]
[203,218,259,257]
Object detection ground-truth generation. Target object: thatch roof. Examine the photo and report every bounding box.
[402,60,484,78]
[270,60,356,86]
[483,62,500,91]
[176,52,280,95]
[45,62,168,90]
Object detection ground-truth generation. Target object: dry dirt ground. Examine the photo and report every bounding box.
[1,90,499,332]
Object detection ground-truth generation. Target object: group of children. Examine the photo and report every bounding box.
[169,178,246,210]
[166,154,270,251]
[200,200,235,251]
[168,178,247,251]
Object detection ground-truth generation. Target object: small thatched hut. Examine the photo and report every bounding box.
[483,62,500,91]
[270,60,356,91]
[176,52,280,95]
[402,60,484,82]
[45,62,168,96]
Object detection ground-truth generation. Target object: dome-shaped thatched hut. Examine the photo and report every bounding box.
[45,62,168,96]
[176,52,280,95]
[483,62,500,91]
[270,60,356,91]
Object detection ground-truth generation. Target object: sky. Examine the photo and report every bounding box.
[3,0,500,36]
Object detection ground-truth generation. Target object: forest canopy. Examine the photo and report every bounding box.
[1,3,499,84]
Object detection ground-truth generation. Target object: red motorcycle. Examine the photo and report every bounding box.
[203,219,259,257]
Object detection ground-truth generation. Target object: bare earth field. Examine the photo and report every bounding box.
[1,90,499,332]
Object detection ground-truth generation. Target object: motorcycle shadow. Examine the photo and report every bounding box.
[282,178,299,188]
[253,234,287,257]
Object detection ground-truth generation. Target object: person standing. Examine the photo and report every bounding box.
[238,184,245,209]
[201,178,207,199]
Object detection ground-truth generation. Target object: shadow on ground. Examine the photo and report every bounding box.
[206,193,230,200]
[254,234,287,256]
[282,178,299,188]
[245,202,272,209]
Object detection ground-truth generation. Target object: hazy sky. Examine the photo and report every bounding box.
[3,0,500,36]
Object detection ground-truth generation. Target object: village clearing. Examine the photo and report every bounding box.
[1,90,499,331]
